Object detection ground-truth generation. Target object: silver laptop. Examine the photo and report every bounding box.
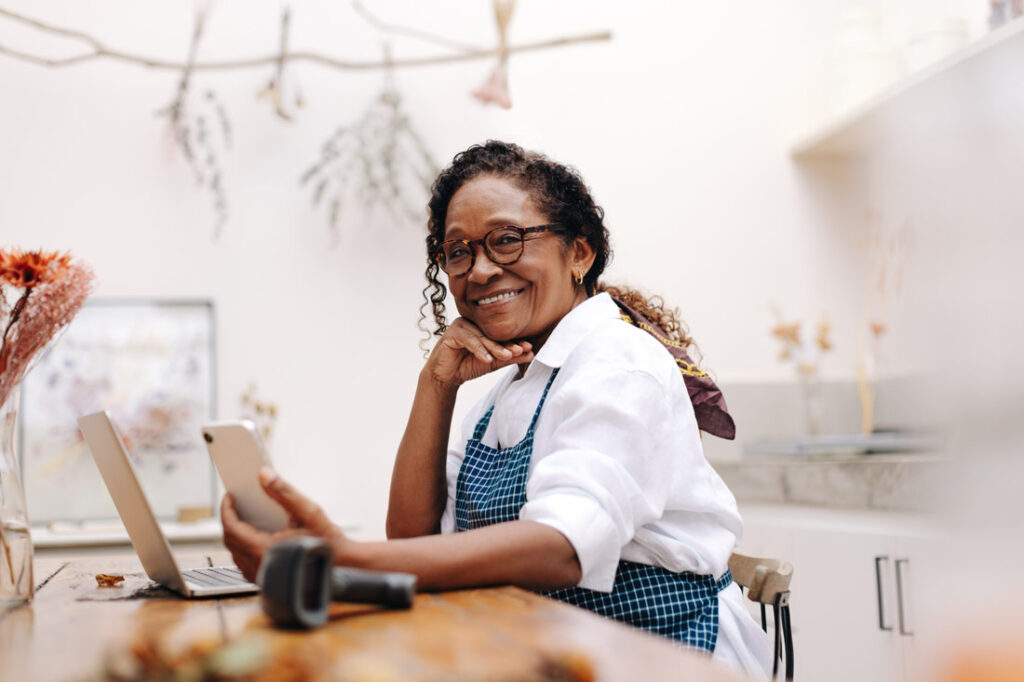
[78,411,258,598]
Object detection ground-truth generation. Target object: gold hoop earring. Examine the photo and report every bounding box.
[574,271,585,286]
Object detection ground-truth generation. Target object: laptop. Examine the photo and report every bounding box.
[78,411,258,597]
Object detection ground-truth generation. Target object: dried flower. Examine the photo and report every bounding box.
[0,250,95,407]
[771,323,801,347]
[240,383,279,444]
[472,62,512,109]
[0,248,93,590]
[0,249,71,288]
[769,306,832,377]
[816,321,833,351]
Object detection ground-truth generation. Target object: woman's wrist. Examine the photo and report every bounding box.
[328,529,362,567]
[332,534,376,571]
[419,364,461,398]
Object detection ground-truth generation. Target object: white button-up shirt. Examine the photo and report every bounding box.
[440,292,771,676]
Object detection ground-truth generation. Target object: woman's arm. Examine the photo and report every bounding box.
[353,520,581,591]
[385,370,458,538]
[385,318,533,539]
[223,468,581,590]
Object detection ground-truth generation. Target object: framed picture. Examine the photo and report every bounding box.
[19,300,217,524]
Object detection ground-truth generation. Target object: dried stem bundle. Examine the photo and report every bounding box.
[300,78,438,238]
[155,9,232,238]
[0,249,94,576]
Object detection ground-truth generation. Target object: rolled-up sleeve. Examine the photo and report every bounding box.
[519,367,675,592]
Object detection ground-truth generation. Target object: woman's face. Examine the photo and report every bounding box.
[443,175,593,347]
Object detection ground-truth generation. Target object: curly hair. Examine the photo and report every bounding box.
[597,283,699,359]
[419,140,695,353]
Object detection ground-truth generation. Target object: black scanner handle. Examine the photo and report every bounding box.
[331,566,416,609]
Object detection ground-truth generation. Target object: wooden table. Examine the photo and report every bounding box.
[1,552,750,681]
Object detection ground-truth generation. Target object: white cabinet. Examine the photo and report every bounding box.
[738,505,937,682]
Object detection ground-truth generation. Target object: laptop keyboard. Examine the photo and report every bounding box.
[183,566,253,588]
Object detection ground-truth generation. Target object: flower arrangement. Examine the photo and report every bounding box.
[1,248,94,595]
[770,306,834,435]
[0,249,95,409]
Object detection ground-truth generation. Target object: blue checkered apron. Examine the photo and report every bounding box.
[455,367,731,653]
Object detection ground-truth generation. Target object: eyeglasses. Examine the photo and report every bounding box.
[435,224,559,276]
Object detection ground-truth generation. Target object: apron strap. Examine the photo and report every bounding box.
[470,405,495,442]
[469,367,560,444]
[525,368,560,433]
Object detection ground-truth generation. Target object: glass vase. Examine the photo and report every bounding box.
[0,387,34,612]
[799,371,824,437]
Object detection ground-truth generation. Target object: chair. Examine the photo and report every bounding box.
[729,553,794,681]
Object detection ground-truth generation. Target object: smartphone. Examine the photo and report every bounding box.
[202,421,289,532]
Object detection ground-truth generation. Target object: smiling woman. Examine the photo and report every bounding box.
[220,141,772,679]
[439,176,591,348]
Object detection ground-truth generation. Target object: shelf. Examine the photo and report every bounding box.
[31,518,223,549]
[742,432,941,458]
[32,517,359,548]
[792,16,1024,159]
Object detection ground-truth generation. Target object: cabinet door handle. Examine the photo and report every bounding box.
[875,556,892,631]
[895,558,914,636]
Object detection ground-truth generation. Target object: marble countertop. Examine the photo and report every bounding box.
[710,454,944,513]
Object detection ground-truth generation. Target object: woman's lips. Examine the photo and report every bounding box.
[474,288,523,308]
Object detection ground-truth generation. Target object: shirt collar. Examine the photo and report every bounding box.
[533,292,620,369]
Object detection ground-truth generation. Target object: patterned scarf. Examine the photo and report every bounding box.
[613,298,736,440]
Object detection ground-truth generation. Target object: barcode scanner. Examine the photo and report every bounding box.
[258,536,417,629]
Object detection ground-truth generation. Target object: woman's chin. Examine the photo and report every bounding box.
[475,319,522,344]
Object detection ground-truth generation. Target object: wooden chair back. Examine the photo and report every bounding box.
[728,553,793,604]
[729,552,794,681]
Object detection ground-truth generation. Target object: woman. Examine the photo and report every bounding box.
[222,141,772,676]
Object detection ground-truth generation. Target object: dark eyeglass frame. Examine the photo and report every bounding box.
[435,224,560,275]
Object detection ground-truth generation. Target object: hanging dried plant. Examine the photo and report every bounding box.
[257,7,304,121]
[472,0,516,108]
[300,72,439,239]
[155,9,232,239]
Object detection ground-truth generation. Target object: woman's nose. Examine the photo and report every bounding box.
[466,246,502,282]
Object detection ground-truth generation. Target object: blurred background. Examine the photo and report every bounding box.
[2,1,1022,680]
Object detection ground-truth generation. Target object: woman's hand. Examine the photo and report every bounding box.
[426,318,534,389]
[221,467,350,582]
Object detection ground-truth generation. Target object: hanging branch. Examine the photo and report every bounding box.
[350,0,483,53]
[0,7,610,72]
[1,5,611,238]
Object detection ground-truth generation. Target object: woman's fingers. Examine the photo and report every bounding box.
[221,494,267,551]
[220,494,268,581]
[474,333,513,358]
[458,333,495,364]
[448,321,527,364]
[430,318,537,385]
[258,467,331,532]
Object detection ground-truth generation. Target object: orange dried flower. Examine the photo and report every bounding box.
[771,323,801,346]
[0,249,71,288]
[816,321,833,351]
[870,321,887,337]
[0,251,94,407]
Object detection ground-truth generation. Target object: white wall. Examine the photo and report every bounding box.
[1,0,1013,538]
